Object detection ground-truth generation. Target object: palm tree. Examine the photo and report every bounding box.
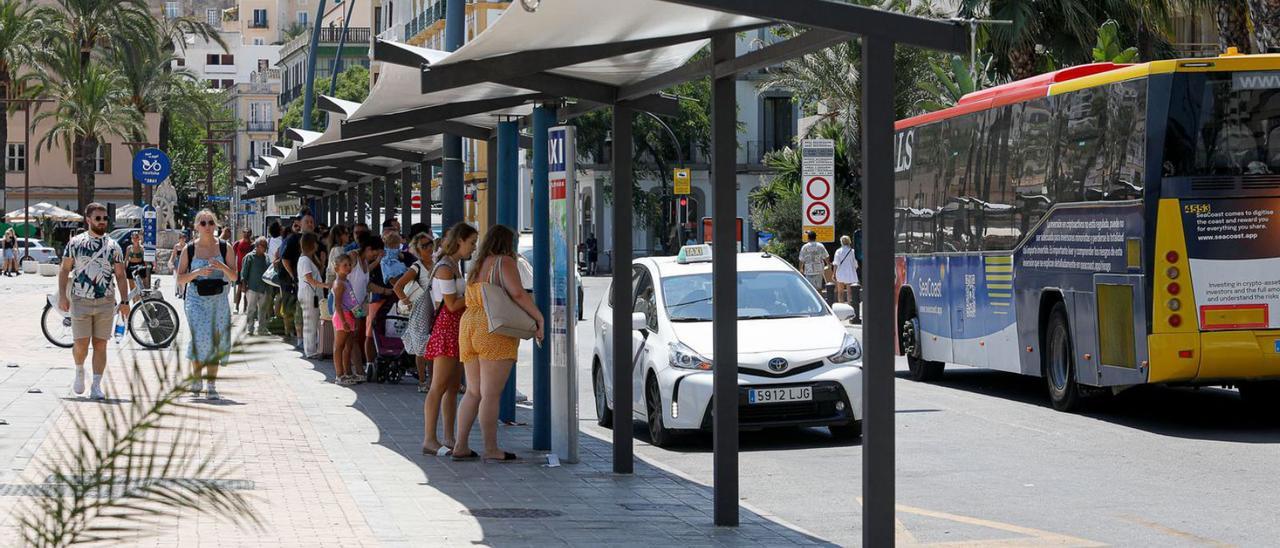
[1247,0,1280,52]
[35,0,151,69]
[151,13,228,150]
[113,29,213,204]
[32,38,142,209]
[1218,0,1254,52]
[0,0,43,183]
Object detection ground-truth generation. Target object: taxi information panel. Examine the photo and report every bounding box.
[548,125,579,462]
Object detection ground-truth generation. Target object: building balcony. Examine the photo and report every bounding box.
[246,120,275,132]
[1174,42,1220,58]
[205,63,236,74]
[403,3,446,42]
[280,27,371,59]
[248,20,269,29]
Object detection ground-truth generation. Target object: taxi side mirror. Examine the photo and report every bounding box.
[832,303,856,322]
[631,312,648,331]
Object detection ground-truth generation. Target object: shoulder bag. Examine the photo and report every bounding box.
[480,256,537,340]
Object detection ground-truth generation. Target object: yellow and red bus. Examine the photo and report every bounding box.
[892,50,1280,411]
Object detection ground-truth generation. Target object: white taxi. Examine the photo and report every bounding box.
[591,245,862,447]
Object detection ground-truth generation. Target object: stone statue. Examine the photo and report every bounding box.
[153,180,178,231]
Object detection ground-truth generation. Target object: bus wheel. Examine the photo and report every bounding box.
[901,314,944,381]
[1044,302,1082,412]
[1239,381,1280,414]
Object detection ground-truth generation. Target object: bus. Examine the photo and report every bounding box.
[892,51,1280,411]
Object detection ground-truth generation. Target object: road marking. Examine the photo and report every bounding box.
[859,498,1103,547]
[1120,514,1230,546]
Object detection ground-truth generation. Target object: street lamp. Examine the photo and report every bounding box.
[0,97,53,261]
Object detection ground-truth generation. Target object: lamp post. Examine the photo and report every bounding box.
[1,97,53,261]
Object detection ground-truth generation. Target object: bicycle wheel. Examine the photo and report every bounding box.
[41,304,75,348]
[129,299,180,349]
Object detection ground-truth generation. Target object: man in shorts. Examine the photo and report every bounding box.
[58,203,129,400]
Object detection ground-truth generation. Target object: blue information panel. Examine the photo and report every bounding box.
[142,205,157,262]
[207,195,231,203]
[132,148,171,186]
[548,125,578,463]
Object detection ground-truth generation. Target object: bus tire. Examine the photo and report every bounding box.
[1043,302,1083,412]
[900,311,944,382]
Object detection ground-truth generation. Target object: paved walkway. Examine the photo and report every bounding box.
[0,274,832,546]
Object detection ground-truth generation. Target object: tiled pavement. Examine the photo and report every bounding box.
[0,274,834,546]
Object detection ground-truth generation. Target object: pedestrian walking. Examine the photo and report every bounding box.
[124,231,151,295]
[798,230,830,290]
[394,232,436,392]
[421,223,477,456]
[2,228,18,276]
[832,235,859,306]
[57,203,128,400]
[451,225,544,463]
[585,233,599,275]
[331,254,360,385]
[175,209,237,400]
[239,237,271,335]
[233,229,253,313]
[297,232,327,358]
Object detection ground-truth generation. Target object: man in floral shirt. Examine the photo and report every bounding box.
[57,203,128,400]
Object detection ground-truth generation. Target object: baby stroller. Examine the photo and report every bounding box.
[366,302,419,384]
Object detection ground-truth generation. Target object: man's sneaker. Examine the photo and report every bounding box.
[73,369,86,395]
[190,380,204,396]
[89,385,105,400]
[206,385,220,401]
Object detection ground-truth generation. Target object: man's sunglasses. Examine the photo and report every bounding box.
[90,215,108,222]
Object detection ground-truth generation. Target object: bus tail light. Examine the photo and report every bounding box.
[1168,314,1183,327]
[1167,298,1181,311]
[1167,282,1180,295]
[1178,350,1194,359]
[1165,250,1179,263]
[1166,266,1180,279]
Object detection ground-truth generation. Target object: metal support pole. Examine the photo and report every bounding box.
[485,135,498,230]
[528,105,553,445]
[610,104,634,475]
[419,160,431,230]
[22,103,30,259]
[300,0,329,131]
[329,0,358,96]
[861,36,896,548]
[401,166,412,235]
[371,177,382,232]
[357,183,367,226]
[710,33,739,527]
[498,120,518,228]
[384,175,396,228]
[441,0,465,229]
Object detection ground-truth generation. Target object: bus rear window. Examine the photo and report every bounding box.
[1163,72,1280,177]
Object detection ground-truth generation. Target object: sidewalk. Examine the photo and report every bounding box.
[0,274,832,547]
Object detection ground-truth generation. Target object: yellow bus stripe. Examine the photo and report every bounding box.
[988,292,1012,298]
[991,302,1010,307]
[984,256,1012,265]
[985,265,1013,273]
[988,284,1012,290]
[987,274,1012,281]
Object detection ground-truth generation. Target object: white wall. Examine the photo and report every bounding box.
[181,32,282,84]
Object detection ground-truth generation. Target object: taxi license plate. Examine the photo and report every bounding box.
[748,386,812,404]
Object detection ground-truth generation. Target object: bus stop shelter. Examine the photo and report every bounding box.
[245,1,965,543]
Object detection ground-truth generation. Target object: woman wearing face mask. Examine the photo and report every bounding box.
[176,210,238,400]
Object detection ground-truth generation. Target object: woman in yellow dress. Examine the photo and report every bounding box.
[451,225,544,462]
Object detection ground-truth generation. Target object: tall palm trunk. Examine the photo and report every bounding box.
[1248,0,1280,52]
[159,110,170,152]
[0,70,10,187]
[1008,42,1039,81]
[1218,0,1253,53]
[76,136,96,208]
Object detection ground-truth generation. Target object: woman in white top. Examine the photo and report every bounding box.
[420,222,478,456]
[832,234,859,307]
[345,235,376,382]
[296,233,328,358]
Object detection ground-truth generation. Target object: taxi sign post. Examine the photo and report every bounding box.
[547,125,579,463]
[801,139,835,242]
[673,168,691,195]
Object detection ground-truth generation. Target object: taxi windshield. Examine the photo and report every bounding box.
[661,271,826,322]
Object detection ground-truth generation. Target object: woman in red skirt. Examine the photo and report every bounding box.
[421,223,478,456]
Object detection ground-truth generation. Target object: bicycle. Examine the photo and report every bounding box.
[41,271,180,349]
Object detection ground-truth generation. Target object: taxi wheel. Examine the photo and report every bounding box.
[1043,302,1082,412]
[646,377,673,448]
[593,362,614,428]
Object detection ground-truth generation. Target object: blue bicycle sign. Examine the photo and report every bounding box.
[132,148,171,186]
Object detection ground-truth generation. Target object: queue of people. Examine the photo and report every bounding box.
[232,212,544,463]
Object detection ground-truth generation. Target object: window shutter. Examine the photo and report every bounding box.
[102,143,112,174]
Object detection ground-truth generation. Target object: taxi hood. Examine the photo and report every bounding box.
[667,316,847,358]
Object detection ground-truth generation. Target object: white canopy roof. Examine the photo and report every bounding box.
[5,202,83,223]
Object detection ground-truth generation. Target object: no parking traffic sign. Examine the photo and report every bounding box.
[801,139,835,242]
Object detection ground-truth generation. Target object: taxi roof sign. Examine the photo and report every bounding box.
[676,244,713,264]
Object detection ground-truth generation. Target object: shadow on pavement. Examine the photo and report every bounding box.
[908,368,1280,443]
[294,352,838,546]
[631,421,862,453]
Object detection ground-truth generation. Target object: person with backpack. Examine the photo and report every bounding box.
[175,210,238,400]
[419,223,477,456]
[395,233,437,393]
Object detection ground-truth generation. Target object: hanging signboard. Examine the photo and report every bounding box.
[132,148,171,186]
[548,125,579,463]
[801,139,836,243]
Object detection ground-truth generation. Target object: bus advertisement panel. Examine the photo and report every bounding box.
[1179,198,1280,330]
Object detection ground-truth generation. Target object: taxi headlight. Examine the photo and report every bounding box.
[669,341,712,370]
[829,333,863,364]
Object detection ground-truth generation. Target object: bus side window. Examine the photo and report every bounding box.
[1015,98,1055,238]
[1056,88,1104,203]
[1105,80,1146,200]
